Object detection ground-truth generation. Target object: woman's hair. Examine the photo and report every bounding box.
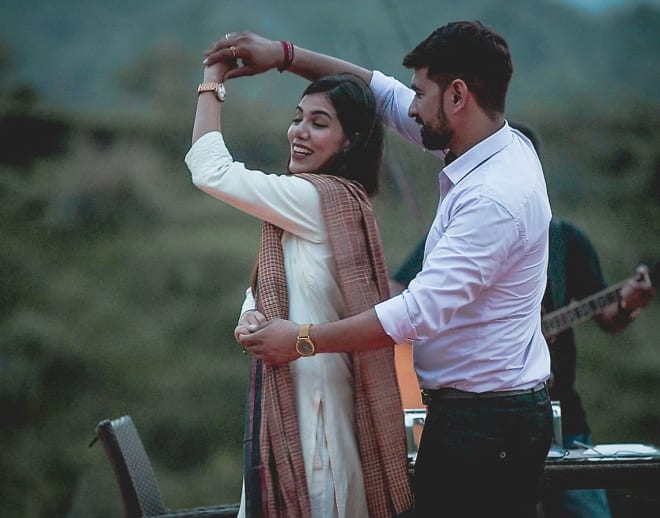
[299,73,384,196]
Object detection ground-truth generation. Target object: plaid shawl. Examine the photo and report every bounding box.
[243,174,413,517]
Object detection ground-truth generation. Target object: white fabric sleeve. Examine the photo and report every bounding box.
[184,131,325,242]
[375,196,520,344]
[238,287,256,323]
[370,71,444,160]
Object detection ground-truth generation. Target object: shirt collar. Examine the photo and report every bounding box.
[441,120,513,186]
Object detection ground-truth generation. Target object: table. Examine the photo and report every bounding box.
[407,446,660,489]
[405,409,660,491]
[408,443,660,516]
[543,445,660,516]
[543,444,660,490]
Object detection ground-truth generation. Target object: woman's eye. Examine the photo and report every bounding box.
[291,117,302,124]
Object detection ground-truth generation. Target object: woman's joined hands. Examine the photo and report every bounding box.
[234,309,268,343]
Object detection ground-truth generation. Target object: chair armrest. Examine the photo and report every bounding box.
[146,503,240,517]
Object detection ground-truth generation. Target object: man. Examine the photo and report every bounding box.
[389,124,656,517]
[391,223,655,517]
[208,22,554,517]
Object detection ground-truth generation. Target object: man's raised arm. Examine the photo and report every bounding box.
[203,31,373,85]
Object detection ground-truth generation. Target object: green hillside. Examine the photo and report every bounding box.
[2,0,659,111]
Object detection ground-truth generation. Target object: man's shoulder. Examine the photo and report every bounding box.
[476,155,548,208]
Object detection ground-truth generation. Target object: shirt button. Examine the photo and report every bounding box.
[499,451,507,459]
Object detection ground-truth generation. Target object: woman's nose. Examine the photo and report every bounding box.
[292,122,309,139]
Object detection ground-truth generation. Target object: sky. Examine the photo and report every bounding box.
[556,0,660,10]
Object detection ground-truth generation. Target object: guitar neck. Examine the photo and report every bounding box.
[542,262,658,338]
[541,279,628,338]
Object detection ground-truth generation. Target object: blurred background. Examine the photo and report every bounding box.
[1,0,659,516]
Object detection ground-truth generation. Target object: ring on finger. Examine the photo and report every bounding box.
[230,45,237,58]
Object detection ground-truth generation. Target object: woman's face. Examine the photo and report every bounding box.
[287,93,348,174]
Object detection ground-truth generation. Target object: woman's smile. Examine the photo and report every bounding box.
[287,93,347,174]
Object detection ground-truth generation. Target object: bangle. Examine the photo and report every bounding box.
[278,40,294,72]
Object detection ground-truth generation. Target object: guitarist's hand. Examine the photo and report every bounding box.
[597,264,657,332]
[619,264,656,318]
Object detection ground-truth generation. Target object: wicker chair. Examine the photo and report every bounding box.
[92,415,239,518]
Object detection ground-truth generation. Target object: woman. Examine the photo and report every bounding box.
[184,56,412,517]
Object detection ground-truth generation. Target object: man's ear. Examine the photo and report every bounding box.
[450,79,467,106]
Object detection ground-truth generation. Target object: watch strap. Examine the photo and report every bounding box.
[295,324,316,357]
[298,323,312,340]
[197,81,225,102]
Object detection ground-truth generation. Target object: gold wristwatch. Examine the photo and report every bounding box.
[295,324,316,357]
[197,81,226,102]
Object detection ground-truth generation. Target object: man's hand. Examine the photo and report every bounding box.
[597,264,656,332]
[619,264,656,318]
[204,31,283,81]
[238,318,300,365]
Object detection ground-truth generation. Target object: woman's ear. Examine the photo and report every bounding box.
[342,136,352,152]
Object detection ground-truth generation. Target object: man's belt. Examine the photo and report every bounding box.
[421,381,547,405]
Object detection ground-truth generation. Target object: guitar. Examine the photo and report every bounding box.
[542,262,659,338]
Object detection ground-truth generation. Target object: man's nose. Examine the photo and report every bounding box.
[408,102,417,119]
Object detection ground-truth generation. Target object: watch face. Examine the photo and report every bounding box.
[296,338,315,357]
[216,83,226,102]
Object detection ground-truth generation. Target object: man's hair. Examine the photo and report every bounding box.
[300,73,384,196]
[403,21,513,117]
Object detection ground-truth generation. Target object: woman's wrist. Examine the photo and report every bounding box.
[203,62,229,83]
[203,71,224,83]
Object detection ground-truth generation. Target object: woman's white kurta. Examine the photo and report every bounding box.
[185,131,368,518]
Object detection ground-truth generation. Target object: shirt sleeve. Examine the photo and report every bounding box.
[184,131,325,242]
[376,195,522,343]
[370,71,444,160]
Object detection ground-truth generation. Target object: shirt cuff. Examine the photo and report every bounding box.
[374,293,415,344]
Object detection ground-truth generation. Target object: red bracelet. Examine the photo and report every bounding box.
[278,40,294,72]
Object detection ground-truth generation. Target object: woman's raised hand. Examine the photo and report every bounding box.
[203,58,235,83]
[204,31,285,81]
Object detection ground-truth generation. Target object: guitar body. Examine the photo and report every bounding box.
[395,342,423,409]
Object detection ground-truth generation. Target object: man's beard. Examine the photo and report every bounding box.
[421,125,452,150]
[420,105,452,150]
